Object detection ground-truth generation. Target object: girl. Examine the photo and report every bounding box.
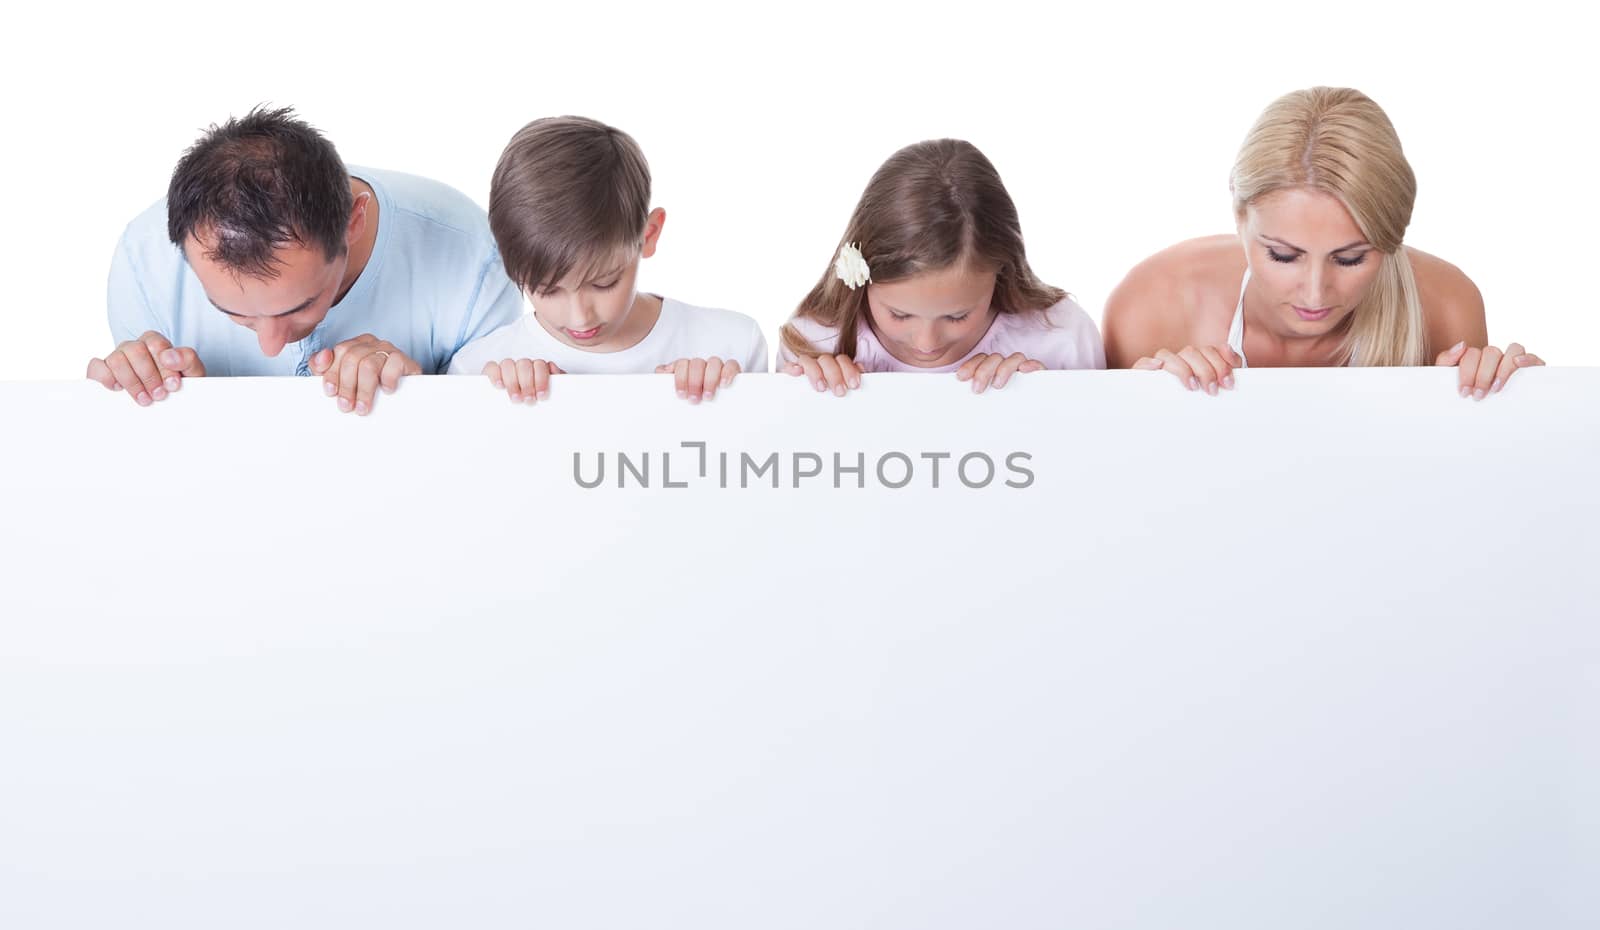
[780,139,1105,394]
[1102,86,1542,398]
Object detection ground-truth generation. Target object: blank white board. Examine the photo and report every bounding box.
[1,369,1596,928]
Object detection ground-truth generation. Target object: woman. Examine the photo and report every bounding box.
[1103,86,1541,398]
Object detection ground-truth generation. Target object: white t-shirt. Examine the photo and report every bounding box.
[447,296,769,374]
[778,297,1106,372]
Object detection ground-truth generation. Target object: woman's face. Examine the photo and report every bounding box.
[1237,187,1386,337]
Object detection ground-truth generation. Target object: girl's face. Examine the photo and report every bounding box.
[1238,187,1386,338]
[865,264,999,368]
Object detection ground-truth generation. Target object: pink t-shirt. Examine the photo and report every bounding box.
[779,297,1106,372]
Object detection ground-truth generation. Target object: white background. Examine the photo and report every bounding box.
[2,0,1596,382]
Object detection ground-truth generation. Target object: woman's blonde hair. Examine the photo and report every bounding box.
[780,139,1066,360]
[1231,87,1426,366]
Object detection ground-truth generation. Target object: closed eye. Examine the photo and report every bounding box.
[1267,249,1298,264]
[1333,253,1368,267]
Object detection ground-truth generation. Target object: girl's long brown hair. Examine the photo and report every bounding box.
[781,139,1066,360]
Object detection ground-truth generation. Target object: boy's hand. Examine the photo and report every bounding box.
[655,357,740,403]
[484,358,565,403]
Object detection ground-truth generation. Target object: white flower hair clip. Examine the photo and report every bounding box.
[834,242,871,290]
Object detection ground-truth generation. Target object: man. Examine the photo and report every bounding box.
[87,106,522,414]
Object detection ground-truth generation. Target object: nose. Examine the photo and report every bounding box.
[1305,262,1328,308]
[912,321,940,354]
[256,319,291,357]
[570,294,601,330]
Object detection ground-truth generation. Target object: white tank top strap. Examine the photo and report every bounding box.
[1226,268,1250,368]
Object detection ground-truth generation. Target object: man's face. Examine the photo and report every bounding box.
[183,233,348,358]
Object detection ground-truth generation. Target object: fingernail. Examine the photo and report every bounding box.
[136,392,151,406]
[355,401,369,415]
[151,387,167,401]
[1223,375,1235,389]
[849,378,860,389]
[814,380,825,392]
[161,351,180,367]
[510,392,521,402]
[1473,389,1485,401]
[323,381,337,396]
[689,394,701,405]
[165,377,180,392]
[338,397,352,412]
[677,390,687,399]
[1459,385,1470,398]
[833,384,845,396]
[537,390,549,400]
[1206,383,1217,396]
[1189,377,1199,391]
[1491,377,1504,394]
[1451,340,1465,351]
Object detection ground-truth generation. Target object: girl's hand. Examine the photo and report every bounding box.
[1131,345,1242,395]
[1435,341,1544,399]
[783,353,861,396]
[483,358,565,404]
[956,352,1044,393]
[655,357,740,403]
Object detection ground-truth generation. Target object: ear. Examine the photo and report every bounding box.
[345,191,372,250]
[640,207,666,259]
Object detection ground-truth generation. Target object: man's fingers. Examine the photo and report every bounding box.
[354,353,384,416]
[85,357,117,390]
[379,350,406,394]
[104,351,153,405]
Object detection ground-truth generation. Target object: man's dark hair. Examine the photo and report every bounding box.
[166,105,352,278]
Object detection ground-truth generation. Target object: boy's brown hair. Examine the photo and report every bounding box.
[489,116,652,293]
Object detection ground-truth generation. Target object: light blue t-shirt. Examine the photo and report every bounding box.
[106,166,524,376]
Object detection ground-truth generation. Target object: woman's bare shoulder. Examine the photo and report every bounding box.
[1406,246,1487,350]
[1103,235,1244,367]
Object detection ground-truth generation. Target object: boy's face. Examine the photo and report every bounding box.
[529,208,665,352]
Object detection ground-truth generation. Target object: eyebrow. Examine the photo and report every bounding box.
[208,293,320,319]
[1261,235,1370,253]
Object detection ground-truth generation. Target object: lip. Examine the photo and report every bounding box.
[566,326,603,341]
[1293,306,1333,322]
